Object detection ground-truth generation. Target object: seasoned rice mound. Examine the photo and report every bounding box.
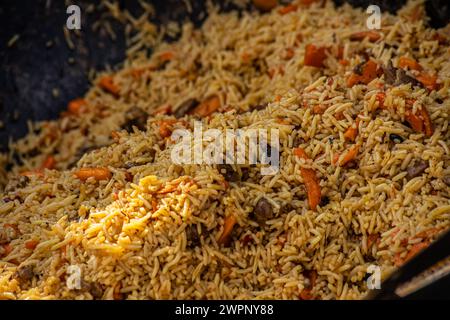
[0,0,449,299]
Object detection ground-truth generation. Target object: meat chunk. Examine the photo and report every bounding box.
[122,106,149,132]
[174,98,199,118]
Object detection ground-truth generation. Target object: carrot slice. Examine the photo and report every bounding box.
[252,0,278,11]
[191,95,221,117]
[343,118,360,141]
[218,215,237,246]
[293,148,321,210]
[68,98,87,115]
[415,73,439,91]
[74,167,111,181]
[304,44,328,68]
[25,240,39,250]
[99,76,120,96]
[278,4,298,14]
[349,31,381,42]
[398,56,422,71]
[346,60,380,87]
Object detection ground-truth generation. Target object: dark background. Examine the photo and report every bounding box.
[0,0,449,151]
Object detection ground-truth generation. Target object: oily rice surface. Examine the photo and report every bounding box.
[0,1,450,299]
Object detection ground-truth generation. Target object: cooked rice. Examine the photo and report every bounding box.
[0,0,449,300]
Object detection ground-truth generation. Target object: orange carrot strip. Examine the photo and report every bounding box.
[74,167,111,181]
[218,215,237,246]
[99,76,120,96]
[398,56,423,71]
[339,145,359,166]
[343,118,360,141]
[191,95,221,117]
[293,148,321,210]
[346,60,379,87]
[158,51,174,62]
[278,4,298,14]
[375,92,386,109]
[42,155,56,170]
[67,98,87,115]
[25,240,39,250]
[20,170,44,178]
[418,107,433,137]
[158,119,178,138]
[339,59,349,66]
[404,242,429,263]
[304,44,328,68]
[312,104,327,114]
[405,106,433,137]
[349,31,381,42]
[415,73,438,91]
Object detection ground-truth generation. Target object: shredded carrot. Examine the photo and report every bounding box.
[158,119,178,138]
[349,31,381,42]
[191,95,221,117]
[252,0,278,11]
[158,51,175,62]
[343,118,360,141]
[42,155,56,170]
[312,104,327,114]
[304,44,328,68]
[67,98,87,115]
[341,145,359,166]
[25,240,39,250]
[274,94,282,102]
[346,59,380,87]
[278,4,297,14]
[405,106,433,137]
[293,148,321,210]
[405,242,429,263]
[218,215,237,246]
[415,73,439,91]
[74,167,112,182]
[334,145,359,167]
[375,92,386,109]
[99,76,120,96]
[21,155,56,177]
[414,227,442,240]
[299,0,322,5]
[339,59,349,66]
[398,56,422,71]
